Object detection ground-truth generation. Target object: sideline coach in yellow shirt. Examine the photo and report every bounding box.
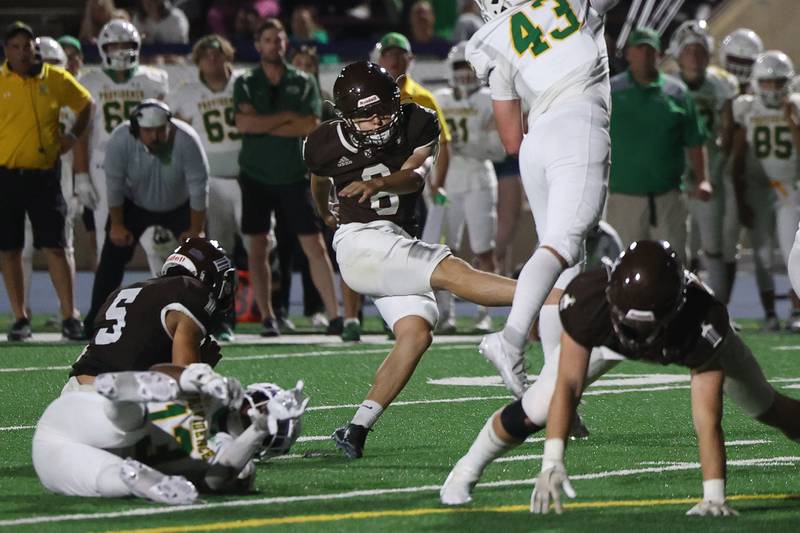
[0,22,93,341]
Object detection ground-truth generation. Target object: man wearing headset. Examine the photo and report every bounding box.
[0,21,93,341]
[83,99,210,333]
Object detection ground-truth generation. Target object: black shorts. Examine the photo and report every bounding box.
[82,207,96,232]
[0,165,66,251]
[239,174,322,236]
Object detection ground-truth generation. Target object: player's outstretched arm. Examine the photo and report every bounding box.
[531,332,591,515]
[686,366,737,516]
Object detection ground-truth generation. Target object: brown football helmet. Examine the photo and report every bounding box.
[606,240,687,352]
[333,60,401,147]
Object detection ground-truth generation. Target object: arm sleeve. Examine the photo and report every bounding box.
[682,94,709,147]
[181,129,210,210]
[589,0,619,15]
[57,69,93,114]
[489,61,519,101]
[104,129,128,208]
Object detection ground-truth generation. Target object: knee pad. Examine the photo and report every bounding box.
[500,399,540,440]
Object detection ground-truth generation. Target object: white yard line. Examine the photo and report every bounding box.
[0,345,476,374]
[1,456,796,528]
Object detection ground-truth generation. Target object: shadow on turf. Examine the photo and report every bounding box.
[0,465,37,478]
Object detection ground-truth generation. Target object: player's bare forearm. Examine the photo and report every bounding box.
[690,367,726,481]
[545,333,591,443]
[72,100,93,140]
[431,141,450,188]
[687,145,710,185]
[310,173,336,227]
[72,119,90,173]
[166,311,204,366]
[268,115,319,137]
[492,99,523,155]
[189,209,205,235]
[719,100,734,154]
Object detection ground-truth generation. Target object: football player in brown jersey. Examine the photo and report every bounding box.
[442,240,800,516]
[65,237,235,393]
[304,61,519,459]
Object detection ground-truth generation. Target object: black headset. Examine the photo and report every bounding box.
[129,99,173,138]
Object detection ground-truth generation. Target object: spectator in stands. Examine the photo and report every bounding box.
[79,0,130,42]
[208,0,279,39]
[0,22,93,341]
[233,19,342,337]
[407,1,450,51]
[604,28,712,262]
[452,0,482,42]
[133,0,189,44]
[231,5,262,47]
[290,5,328,45]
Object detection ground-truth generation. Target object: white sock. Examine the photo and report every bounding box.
[503,249,564,349]
[351,399,383,428]
[459,416,517,475]
[538,304,563,362]
[344,318,360,327]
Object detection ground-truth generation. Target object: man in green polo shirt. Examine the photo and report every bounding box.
[605,28,712,262]
[234,18,341,337]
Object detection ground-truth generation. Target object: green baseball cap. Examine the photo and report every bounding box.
[57,35,82,55]
[627,27,661,51]
[379,32,411,54]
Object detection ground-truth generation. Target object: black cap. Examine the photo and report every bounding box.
[4,21,34,43]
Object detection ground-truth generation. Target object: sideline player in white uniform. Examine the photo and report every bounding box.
[21,37,81,320]
[732,51,800,330]
[432,41,506,333]
[169,35,242,257]
[719,28,765,306]
[465,0,620,397]
[73,19,169,274]
[668,21,739,302]
[33,364,307,504]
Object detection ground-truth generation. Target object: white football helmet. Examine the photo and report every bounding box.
[719,28,763,84]
[35,36,66,68]
[97,19,141,71]
[474,0,527,22]
[241,382,304,459]
[668,20,713,58]
[447,41,481,96]
[752,51,795,108]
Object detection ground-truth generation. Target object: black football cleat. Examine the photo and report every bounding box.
[332,423,369,459]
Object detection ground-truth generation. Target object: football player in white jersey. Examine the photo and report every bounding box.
[73,19,169,273]
[169,35,242,339]
[33,364,307,504]
[668,21,739,303]
[465,0,619,397]
[732,51,800,331]
[170,35,242,256]
[21,37,81,322]
[432,41,507,333]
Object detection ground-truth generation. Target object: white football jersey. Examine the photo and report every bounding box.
[145,396,223,462]
[466,0,610,124]
[79,65,169,155]
[686,65,739,181]
[733,93,800,188]
[168,70,243,177]
[433,86,504,193]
